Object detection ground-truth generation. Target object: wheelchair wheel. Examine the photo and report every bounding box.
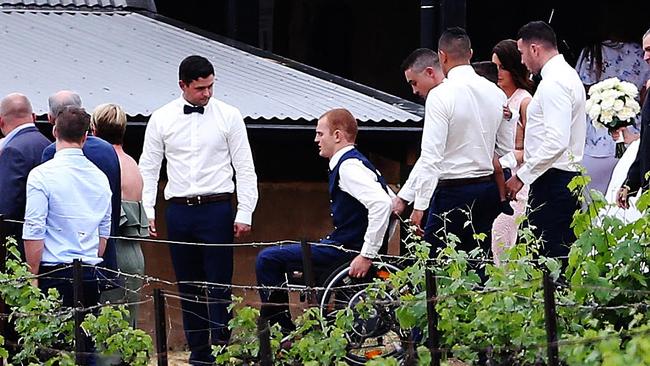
[318,262,411,364]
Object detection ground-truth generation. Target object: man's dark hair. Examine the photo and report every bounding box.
[56,106,90,143]
[517,21,557,48]
[401,48,440,72]
[438,27,472,59]
[179,55,215,84]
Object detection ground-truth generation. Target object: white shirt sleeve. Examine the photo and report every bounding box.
[517,81,573,185]
[399,91,449,210]
[99,200,112,239]
[138,114,165,220]
[494,115,515,158]
[226,109,259,225]
[22,170,48,240]
[338,159,392,258]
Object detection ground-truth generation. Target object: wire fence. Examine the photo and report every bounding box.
[0,215,648,366]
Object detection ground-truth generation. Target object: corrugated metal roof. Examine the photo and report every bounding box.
[0,9,422,124]
[0,0,155,11]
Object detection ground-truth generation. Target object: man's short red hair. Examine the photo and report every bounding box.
[320,108,358,142]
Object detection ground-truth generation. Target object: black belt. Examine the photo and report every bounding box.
[168,193,232,206]
[437,174,493,188]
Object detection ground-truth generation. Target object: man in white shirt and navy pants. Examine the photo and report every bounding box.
[139,55,258,365]
[506,21,586,258]
[394,28,513,261]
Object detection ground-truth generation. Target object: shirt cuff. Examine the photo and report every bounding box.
[499,152,518,171]
[414,196,430,211]
[360,243,379,259]
[235,210,253,226]
[516,166,536,185]
[397,188,415,204]
[144,207,155,221]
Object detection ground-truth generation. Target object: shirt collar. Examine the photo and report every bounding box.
[446,64,475,80]
[540,54,564,80]
[54,147,84,158]
[0,123,35,149]
[329,145,355,170]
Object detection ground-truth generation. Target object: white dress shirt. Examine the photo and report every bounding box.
[517,55,586,185]
[398,65,512,210]
[329,146,392,258]
[139,97,258,224]
[23,148,111,265]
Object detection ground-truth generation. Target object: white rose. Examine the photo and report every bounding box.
[601,97,615,110]
[619,81,639,98]
[600,77,618,90]
[626,98,641,114]
[588,84,601,95]
[613,99,625,111]
[592,119,606,129]
[600,109,614,124]
[618,107,636,121]
[588,103,601,120]
[589,91,602,102]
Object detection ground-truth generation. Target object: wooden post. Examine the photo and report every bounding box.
[153,288,168,366]
[425,268,441,366]
[300,240,317,305]
[0,214,5,365]
[73,259,87,365]
[257,316,273,366]
[543,270,559,366]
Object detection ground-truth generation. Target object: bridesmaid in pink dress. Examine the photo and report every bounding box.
[490,39,534,261]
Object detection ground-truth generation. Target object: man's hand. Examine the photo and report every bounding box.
[505,175,524,201]
[348,255,373,278]
[617,186,630,209]
[392,196,407,216]
[148,219,158,237]
[410,209,425,237]
[611,127,639,145]
[234,223,252,239]
[502,104,513,120]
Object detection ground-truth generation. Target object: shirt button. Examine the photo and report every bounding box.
[326,236,331,239]
[329,200,333,203]
[330,213,333,217]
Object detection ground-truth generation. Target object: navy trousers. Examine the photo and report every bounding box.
[39,264,101,365]
[527,168,580,258]
[424,180,501,257]
[166,201,234,365]
[255,243,353,331]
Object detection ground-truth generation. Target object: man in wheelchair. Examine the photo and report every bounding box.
[255,108,393,333]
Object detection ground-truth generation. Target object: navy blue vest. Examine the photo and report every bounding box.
[324,148,388,250]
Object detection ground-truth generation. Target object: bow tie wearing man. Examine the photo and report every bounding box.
[184,105,204,114]
[139,55,258,365]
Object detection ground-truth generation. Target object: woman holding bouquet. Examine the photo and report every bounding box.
[490,39,534,258]
[575,22,650,194]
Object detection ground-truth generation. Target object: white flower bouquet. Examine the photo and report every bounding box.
[585,77,641,158]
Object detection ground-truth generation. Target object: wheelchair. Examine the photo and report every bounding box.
[285,217,416,364]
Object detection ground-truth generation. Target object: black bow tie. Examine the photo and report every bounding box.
[184,105,205,114]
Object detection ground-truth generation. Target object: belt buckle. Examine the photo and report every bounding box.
[186,197,193,206]
[197,195,202,205]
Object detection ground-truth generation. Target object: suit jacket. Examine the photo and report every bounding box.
[625,96,650,193]
[42,136,121,275]
[0,125,51,243]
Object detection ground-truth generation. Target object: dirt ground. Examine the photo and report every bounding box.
[147,351,190,365]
